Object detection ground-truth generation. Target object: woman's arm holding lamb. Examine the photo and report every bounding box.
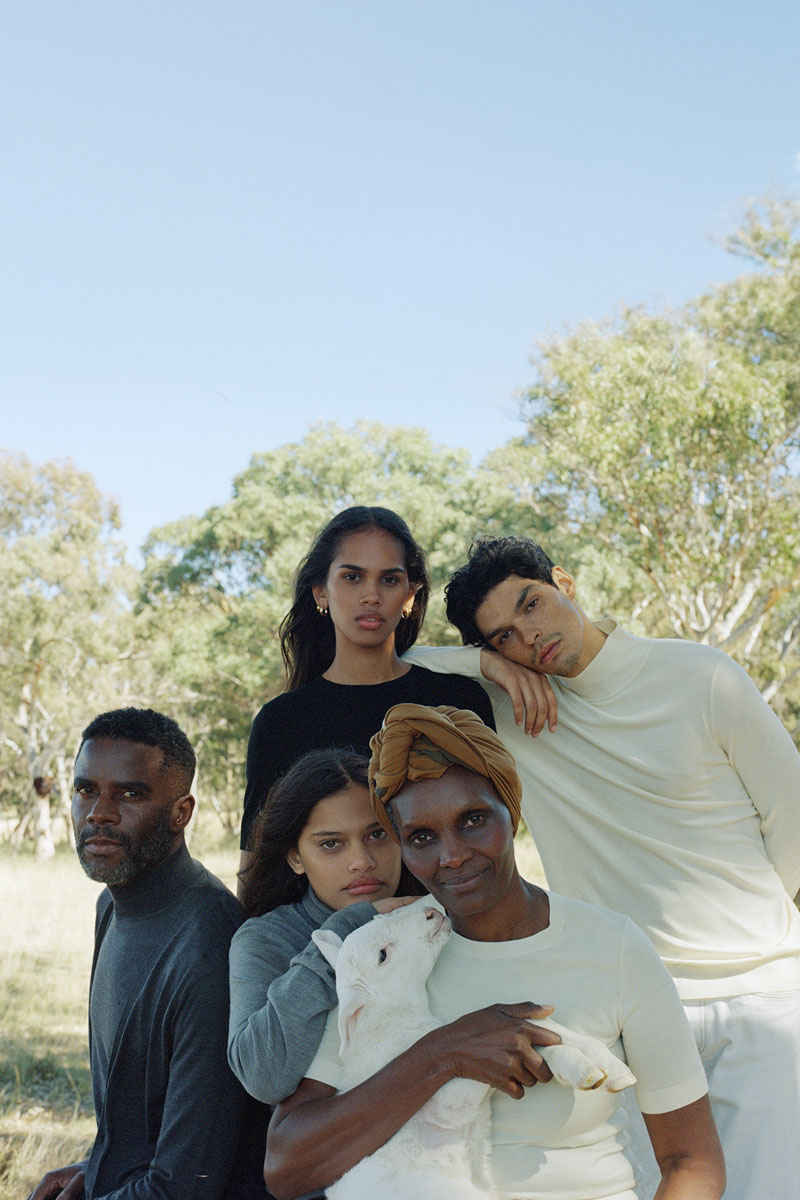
[265,1001,559,1200]
[645,1096,725,1198]
[227,903,377,1103]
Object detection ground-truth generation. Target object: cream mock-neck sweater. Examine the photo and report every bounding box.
[406,623,800,999]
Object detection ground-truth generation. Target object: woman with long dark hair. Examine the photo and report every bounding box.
[228,746,423,1106]
[237,506,495,883]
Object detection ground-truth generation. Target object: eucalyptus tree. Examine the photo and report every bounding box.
[140,421,539,818]
[494,197,800,735]
[0,452,139,853]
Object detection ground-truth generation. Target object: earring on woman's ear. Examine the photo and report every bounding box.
[401,608,411,619]
[316,604,328,615]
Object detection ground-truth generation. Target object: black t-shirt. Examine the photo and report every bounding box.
[240,664,496,848]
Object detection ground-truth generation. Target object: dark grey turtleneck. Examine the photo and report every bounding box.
[84,843,267,1199]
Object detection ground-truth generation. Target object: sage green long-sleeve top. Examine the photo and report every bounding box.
[227,887,376,1105]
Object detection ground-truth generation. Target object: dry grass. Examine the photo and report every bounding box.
[0,820,543,1198]
[0,820,240,1200]
[0,847,101,1199]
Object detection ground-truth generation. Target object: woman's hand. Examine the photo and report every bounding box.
[479,649,558,736]
[421,1002,560,1098]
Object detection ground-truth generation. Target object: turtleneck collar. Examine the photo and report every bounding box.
[298,885,336,924]
[557,618,650,702]
[107,841,199,920]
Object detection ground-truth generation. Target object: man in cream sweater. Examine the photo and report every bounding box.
[404,536,800,1200]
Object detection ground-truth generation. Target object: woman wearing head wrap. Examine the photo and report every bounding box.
[266,705,725,1200]
[369,702,522,834]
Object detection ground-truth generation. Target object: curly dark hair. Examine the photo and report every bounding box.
[239,746,424,918]
[279,506,430,690]
[445,537,557,646]
[79,708,196,792]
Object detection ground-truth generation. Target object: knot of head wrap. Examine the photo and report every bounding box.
[369,703,522,840]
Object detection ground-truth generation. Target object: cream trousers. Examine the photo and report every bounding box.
[623,989,800,1200]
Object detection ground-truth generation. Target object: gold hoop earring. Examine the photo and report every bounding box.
[316,604,328,615]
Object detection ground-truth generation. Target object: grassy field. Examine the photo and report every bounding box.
[0,822,543,1199]
[0,822,241,1200]
[0,847,100,1199]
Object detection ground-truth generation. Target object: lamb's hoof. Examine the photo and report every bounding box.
[579,1067,607,1091]
[605,1064,637,1093]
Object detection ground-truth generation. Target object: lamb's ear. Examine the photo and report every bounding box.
[336,988,366,1054]
[311,929,343,968]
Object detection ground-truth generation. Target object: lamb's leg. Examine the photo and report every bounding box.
[539,1043,607,1090]
[535,1020,637,1092]
[422,1076,491,1130]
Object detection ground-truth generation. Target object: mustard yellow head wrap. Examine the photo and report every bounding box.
[368,703,522,840]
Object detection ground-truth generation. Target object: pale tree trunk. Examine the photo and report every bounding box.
[34,785,55,860]
[10,808,33,850]
[55,752,76,849]
[14,677,59,855]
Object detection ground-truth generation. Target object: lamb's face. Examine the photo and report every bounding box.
[335,903,451,1004]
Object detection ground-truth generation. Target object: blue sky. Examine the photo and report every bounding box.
[2,0,799,557]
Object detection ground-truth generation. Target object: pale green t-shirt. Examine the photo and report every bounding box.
[307,893,707,1200]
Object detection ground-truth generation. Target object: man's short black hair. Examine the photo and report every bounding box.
[445,537,558,646]
[79,708,196,791]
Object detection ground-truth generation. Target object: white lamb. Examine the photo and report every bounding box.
[312,902,636,1200]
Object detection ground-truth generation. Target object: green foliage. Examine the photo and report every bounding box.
[139,421,540,812]
[3,192,799,841]
[501,196,800,732]
[0,453,142,826]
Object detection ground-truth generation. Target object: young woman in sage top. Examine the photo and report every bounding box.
[237,505,495,888]
[228,747,422,1106]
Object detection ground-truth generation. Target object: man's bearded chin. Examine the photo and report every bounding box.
[75,812,174,884]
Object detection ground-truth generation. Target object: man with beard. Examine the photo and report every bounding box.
[28,708,267,1200]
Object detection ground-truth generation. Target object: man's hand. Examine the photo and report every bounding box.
[27,1162,86,1200]
[372,895,420,914]
[480,649,558,736]
[422,1002,561,1099]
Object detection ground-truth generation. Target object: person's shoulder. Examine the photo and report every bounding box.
[552,891,666,970]
[251,678,327,726]
[404,664,495,724]
[628,628,721,664]
[233,898,310,946]
[621,627,731,683]
[179,860,243,946]
[404,663,485,699]
[549,889,634,940]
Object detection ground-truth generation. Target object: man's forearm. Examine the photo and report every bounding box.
[402,643,483,680]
